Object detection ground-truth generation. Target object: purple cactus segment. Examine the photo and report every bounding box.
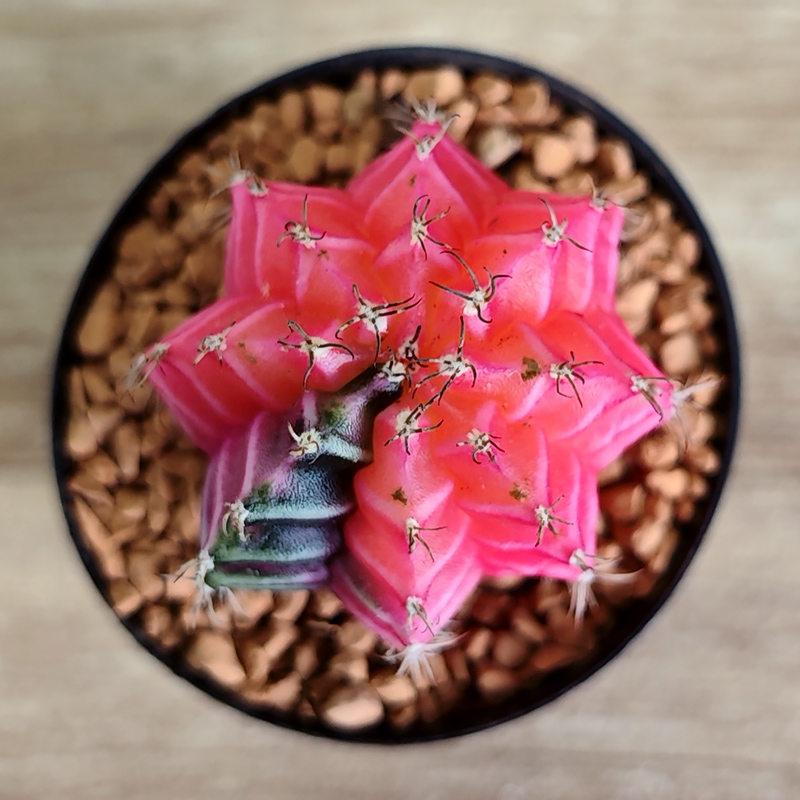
[198,367,401,592]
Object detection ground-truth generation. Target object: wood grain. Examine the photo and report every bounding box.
[1,1,799,798]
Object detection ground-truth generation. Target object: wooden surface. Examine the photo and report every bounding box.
[2,1,799,798]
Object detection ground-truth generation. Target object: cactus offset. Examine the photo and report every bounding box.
[140,106,679,663]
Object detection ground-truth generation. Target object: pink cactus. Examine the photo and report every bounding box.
[139,108,676,668]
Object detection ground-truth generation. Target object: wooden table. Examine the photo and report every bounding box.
[2,2,798,797]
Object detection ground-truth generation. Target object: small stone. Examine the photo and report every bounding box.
[387,702,417,731]
[650,527,679,574]
[278,90,306,134]
[597,457,627,487]
[272,590,309,622]
[602,173,649,205]
[336,620,377,653]
[325,143,354,173]
[68,472,114,512]
[561,116,597,164]
[596,140,636,181]
[86,405,124,445]
[444,646,471,686]
[510,80,549,124]
[446,97,479,142]
[240,621,299,682]
[72,497,126,579]
[321,685,384,731]
[532,133,576,180]
[660,332,702,376]
[308,588,343,619]
[379,68,407,99]
[464,627,493,662]
[115,486,148,525]
[76,282,123,356]
[403,69,438,103]
[292,639,319,679]
[83,451,121,487]
[244,672,302,712]
[674,230,701,267]
[631,517,668,561]
[107,579,143,617]
[126,549,164,602]
[685,444,721,475]
[530,643,582,671]
[110,421,141,483]
[600,482,646,523]
[66,415,98,460]
[186,630,246,689]
[616,278,660,336]
[492,631,530,669]
[470,74,513,108]
[555,169,594,197]
[372,670,417,710]
[287,136,324,183]
[141,603,180,648]
[509,607,548,644]
[307,85,342,127]
[475,126,522,169]
[475,664,517,702]
[645,468,691,500]
[81,365,116,405]
[342,73,376,127]
[232,589,274,623]
[636,432,680,470]
[433,66,465,105]
[329,651,369,684]
[470,591,512,626]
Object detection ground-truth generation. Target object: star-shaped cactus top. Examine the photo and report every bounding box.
[141,109,676,659]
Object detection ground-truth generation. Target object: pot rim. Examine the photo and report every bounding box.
[51,45,741,744]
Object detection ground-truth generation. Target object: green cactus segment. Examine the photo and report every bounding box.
[241,466,355,523]
[203,367,400,591]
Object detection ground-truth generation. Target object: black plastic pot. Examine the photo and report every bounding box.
[52,46,741,743]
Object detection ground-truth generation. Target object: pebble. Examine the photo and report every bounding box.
[287,136,324,182]
[126,549,164,602]
[272,590,309,623]
[562,116,598,164]
[321,685,384,731]
[107,578,143,617]
[185,630,246,689]
[66,415,98,460]
[244,672,302,711]
[660,331,702,375]
[532,133,576,179]
[470,74,513,108]
[372,671,417,710]
[278,91,306,134]
[596,139,636,180]
[600,482,646,522]
[76,283,123,356]
[510,80,549,124]
[329,650,369,683]
[240,621,299,682]
[475,126,522,169]
[475,664,517,702]
[645,468,691,500]
[492,631,530,669]
[530,642,581,671]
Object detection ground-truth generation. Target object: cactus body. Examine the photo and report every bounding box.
[143,109,675,655]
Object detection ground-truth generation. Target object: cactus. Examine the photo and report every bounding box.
[139,105,683,668]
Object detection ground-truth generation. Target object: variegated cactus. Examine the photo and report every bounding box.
[137,104,690,673]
